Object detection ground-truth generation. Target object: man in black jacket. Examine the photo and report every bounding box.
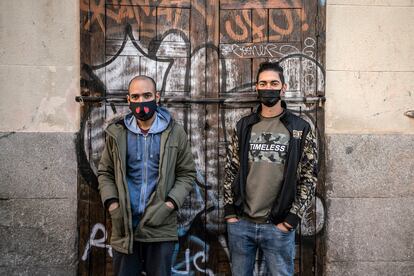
[223,62,318,276]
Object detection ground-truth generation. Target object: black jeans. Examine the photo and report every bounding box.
[112,241,175,276]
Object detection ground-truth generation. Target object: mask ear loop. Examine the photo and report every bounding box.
[156,93,162,107]
[110,102,117,114]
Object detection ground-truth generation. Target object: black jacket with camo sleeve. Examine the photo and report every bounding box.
[223,105,318,229]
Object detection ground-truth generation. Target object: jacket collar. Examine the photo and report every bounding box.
[105,115,174,142]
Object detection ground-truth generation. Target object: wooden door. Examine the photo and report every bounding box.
[78,0,326,275]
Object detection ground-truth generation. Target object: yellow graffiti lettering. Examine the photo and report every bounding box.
[225,15,249,41]
[269,9,293,37]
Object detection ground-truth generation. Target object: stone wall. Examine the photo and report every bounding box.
[0,0,79,275]
[325,1,414,275]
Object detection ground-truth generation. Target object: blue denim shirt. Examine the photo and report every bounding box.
[124,107,171,227]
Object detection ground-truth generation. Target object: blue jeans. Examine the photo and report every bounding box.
[227,218,295,276]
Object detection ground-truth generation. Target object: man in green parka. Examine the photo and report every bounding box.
[98,75,196,276]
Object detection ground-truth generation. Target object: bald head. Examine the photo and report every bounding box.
[127,75,160,105]
[128,75,156,94]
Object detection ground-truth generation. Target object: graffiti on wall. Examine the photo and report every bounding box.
[78,0,325,274]
[80,0,311,41]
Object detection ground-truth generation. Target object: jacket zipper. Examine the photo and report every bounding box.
[140,135,148,213]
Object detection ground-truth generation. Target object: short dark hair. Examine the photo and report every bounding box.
[128,75,156,94]
[256,61,285,84]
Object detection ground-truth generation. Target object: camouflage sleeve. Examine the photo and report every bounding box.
[223,128,240,218]
[285,129,318,228]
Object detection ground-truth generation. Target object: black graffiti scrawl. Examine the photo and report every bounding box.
[78,0,326,275]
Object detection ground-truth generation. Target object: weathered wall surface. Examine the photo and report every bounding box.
[0,0,79,275]
[325,1,414,275]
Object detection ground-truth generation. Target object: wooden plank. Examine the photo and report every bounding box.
[106,40,190,58]
[156,7,190,42]
[157,57,188,93]
[103,55,140,91]
[220,0,302,10]
[219,9,252,44]
[205,51,221,275]
[205,0,220,216]
[80,0,91,66]
[206,0,219,45]
[90,31,107,68]
[190,0,207,51]
[268,8,302,42]
[139,56,157,86]
[88,202,107,276]
[188,1,210,273]
[316,0,326,97]
[153,42,191,58]
[79,2,98,275]
[138,5,157,48]
[218,104,252,223]
[301,0,318,98]
[107,0,191,8]
[218,103,246,275]
[220,58,252,93]
[280,56,302,97]
[89,106,107,173]
[77,183,91,276]
[296,1,323,274]
[252,8,268,43]
[88,0,107,35]
[125,54,158,104]
[105,4,140,40]
[105,210,114,276]
[315,1,326,275]
[252,57,269,85]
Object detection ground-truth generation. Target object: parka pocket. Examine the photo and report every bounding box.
[145,202,176,227]
[109,207,125,238]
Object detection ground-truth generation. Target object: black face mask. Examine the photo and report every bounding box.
[129,100,157,121]
[257,89,281,107]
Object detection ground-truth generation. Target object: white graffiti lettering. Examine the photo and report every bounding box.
[220,43,299,58]
[220,37,318,60]
[193,251,214,276]
[81,223,112,261]
[171,248,191,274]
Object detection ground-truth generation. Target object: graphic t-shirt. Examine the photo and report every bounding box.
[243,113,290,223]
